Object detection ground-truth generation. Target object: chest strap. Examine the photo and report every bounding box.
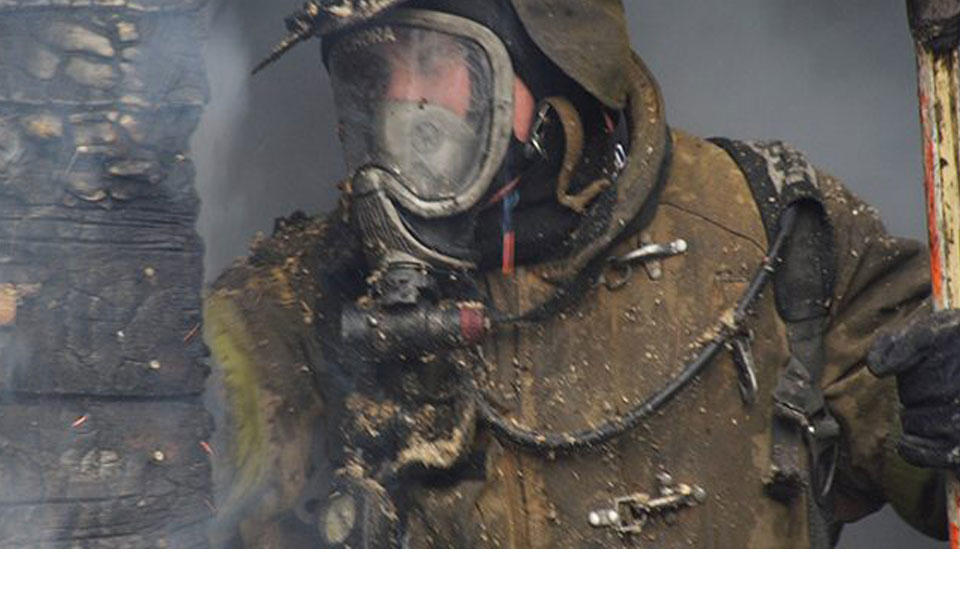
[711,138,842,547]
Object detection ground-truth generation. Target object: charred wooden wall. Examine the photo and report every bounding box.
[0,0,212,547]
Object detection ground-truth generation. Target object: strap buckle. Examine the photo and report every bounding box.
[770,357,841,503]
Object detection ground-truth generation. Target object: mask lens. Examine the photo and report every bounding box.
[329,24,494,200]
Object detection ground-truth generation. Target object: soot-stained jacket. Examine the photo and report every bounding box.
[203,54,945,548]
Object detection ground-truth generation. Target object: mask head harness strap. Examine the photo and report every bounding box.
[528,96,618,214]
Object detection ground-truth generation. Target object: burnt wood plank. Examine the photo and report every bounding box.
[0,398,212,548]
[0,1,212,546]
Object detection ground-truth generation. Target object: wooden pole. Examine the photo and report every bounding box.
[907,0,960,549]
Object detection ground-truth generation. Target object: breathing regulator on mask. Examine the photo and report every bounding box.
[255,0,626,546]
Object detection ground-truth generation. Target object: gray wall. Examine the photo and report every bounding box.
[192,0,943,548]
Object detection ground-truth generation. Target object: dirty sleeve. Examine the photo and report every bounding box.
[818,173,947,540]
[202,212,351,547]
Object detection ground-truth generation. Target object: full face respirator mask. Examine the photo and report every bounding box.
[324,10,522,357]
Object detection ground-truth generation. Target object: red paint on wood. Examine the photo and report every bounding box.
[920,87,946,305]
[953,489,960,549]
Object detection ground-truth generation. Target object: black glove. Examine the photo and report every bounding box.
[867,309,960,472]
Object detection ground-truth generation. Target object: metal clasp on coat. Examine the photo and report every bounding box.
[728,330,760,406]
[588,479,707,536]
[599,238,688,291]
[524,103,553,162]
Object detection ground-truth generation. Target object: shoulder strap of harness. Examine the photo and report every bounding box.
[710,137,843,548]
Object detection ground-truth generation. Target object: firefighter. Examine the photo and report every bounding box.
[204,0,955,547]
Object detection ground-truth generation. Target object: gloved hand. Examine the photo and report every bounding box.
[867,309,960,472]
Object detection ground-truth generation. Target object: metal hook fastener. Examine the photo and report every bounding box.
[599,238,689,290]
[588,481,708,536]
[613,239,689,265]
[613,143,628,173]
[728,332,759,406]
[524,103,554,162]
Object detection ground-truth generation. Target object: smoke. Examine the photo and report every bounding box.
[194,0,344,280]
[192,3,252,279]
